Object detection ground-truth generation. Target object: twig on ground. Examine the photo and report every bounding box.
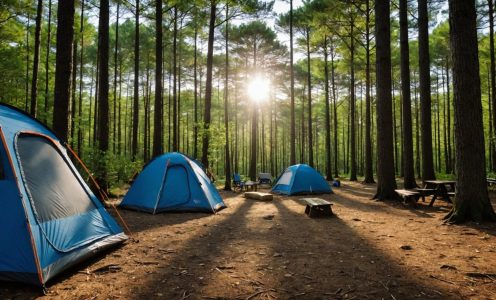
[246,289,275,300]
[179,291,191,300]
[465,272,496,280]
[429,275,455,285]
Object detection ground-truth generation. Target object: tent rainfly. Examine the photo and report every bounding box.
[120,152,226,213]
[0,104,127,286]
[271,164,332,195]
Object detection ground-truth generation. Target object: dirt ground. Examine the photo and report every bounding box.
[1,181,496,299]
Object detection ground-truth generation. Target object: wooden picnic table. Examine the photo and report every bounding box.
[423,180,456,206]
[243,181,259,191]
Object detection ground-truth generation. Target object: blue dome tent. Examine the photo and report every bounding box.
[272,164,332,195]
[0,104,127,286]
[120,152,226,213]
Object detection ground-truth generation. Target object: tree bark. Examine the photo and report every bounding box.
[172,6,178,152]
[97,0,110,191]
[374,0,397,200]
[77,0,84,156]
[418,0,436,180]
[44,0,52,123]
[193,22,199,159]
[153,0,163,158]
[324,36,333,181]
[306,28,314,168]
[30,0,43,117]
[52,0,75,142]
[446,0,496,223]
[364,0,374,183]
[224,3,232,190]
[349,18,357,181]
[331,43,339,178]
[488,0,496,171]
[132,0,140,161]
[202,1,216,169]
[400,0,416,189]
[446,58,453,173]
[113,0,120,154]
[290,0,296,165]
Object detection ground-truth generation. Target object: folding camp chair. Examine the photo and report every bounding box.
[233,173,245,191]
[258,173,272,186]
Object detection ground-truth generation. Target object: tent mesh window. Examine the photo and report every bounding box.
[16,134,97,223]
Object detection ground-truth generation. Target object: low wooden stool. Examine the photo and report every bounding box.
[301,198,333,217]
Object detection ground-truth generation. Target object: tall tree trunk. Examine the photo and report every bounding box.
[88,66,94,147]
[446,58,453,173]
[488,0,496,171]
[374,0,397,199]
[97,0,110,191]
[324,36,333,181]
[93,52,99,147]
[202,1,216,169]
[306,28,314,168]
[289,0,296,165]
[400,0,416,188]
[392,78,398,174]
[30,0,43,117]
[153,0,163,158]
[224,4,232,190]
[436,75,441,173]
[193,23,199,159]
[446,0,496,223]
[113,0,120,154]
[172,6,178,152]
[25,12,30,112]
[250,104,258,181]
[331,43,339,178]
[70,40,77,146]
[349,19,357,181]
[77,0,84,156]
[442,67,449,173]
[132,0,140,161]
[44,0,52,123]
[364,0,374,183]
[414,73,421,178]
[52,0,75,141]
[117,59,122,155]
[418,0,436,180]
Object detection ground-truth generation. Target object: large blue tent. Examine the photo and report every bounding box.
[120,152,226,213]
[271,164,332,195]
[0,104,127,286]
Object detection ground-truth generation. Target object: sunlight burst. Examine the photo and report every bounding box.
[247,75,270,103]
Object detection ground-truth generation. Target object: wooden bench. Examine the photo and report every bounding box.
[301,198,333,218]
[395,189,420,204]
[244,192,273,201]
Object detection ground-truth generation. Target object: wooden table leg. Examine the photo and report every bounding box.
[429,194,438,207]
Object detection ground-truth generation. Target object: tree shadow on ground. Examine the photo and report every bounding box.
[110,192,242,234]
[335,183,454,219]
[128,194,451,299]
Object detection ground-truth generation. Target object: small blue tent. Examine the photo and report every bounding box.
[271,164,332,195]
[120,152,226,213]
[0,104,127,286]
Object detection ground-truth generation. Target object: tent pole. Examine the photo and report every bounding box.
[153,159,170,214]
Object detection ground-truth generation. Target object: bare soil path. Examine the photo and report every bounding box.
[1,181,495,299]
